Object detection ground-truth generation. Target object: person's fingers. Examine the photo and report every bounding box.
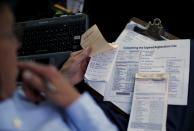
[18,61,47,75]
[22,80,44,103]
[81,58,89,73]
[22,70,47,93]
[70,50,83,57]
[73,47,91,64]
[18,61,59,82]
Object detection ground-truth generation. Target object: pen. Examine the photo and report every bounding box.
[53,4,73,14]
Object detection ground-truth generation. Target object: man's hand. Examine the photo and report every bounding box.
[18,61,81,107]
[60,48,91,85]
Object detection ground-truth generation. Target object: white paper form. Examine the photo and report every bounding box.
[104,38,190,105]
[109,23,154,113]
[85,49,118,82]
[127,73,168,131]
[85,22,151,82]
[104,27,153,103]
[85,22,155,113]
[138,40,190,105]
[84,21,190,114]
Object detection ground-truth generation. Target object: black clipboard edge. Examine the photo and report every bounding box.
[130,17,179,40]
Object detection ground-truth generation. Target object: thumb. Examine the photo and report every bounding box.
[74,47,91,63]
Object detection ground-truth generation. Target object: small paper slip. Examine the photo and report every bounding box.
[84,49,118,82]
[127,72,169,131]
[81,24,118,56]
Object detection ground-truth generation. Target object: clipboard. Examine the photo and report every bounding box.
[126,18,193,131]
[82,18,189,131]
[109,18,179,115]
[130,17,178,40]
[84,17,180,117]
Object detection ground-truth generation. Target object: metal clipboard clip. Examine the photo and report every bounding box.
[131,17,178,40]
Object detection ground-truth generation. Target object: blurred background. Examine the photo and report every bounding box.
[11,0,194,42]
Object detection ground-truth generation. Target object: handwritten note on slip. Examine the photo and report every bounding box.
[81,24,118,56]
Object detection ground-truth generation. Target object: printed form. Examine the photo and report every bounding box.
[84,22,190,113]
[127,73,168,131]
[104,27,190,105]
[81,24,118,95]
[84,23,158,112]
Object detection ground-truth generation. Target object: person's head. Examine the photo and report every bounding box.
[0,1,20,100]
